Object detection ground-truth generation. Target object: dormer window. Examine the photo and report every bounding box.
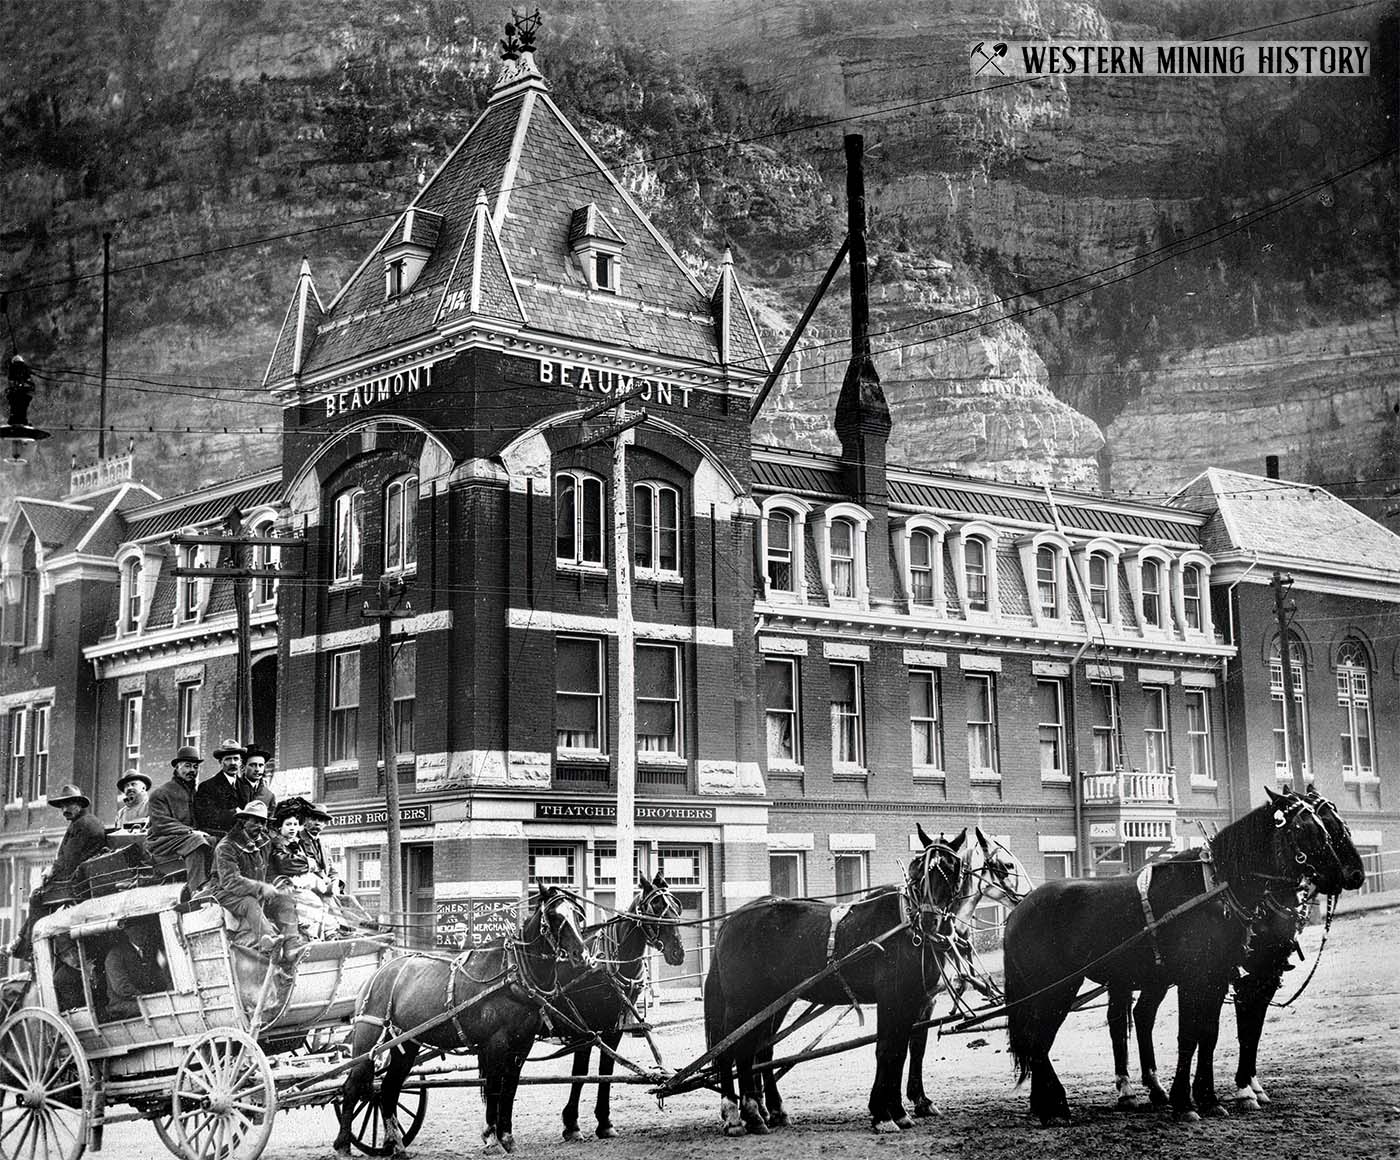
[1035,547,1058,618]
[760,497,811,602]
[1141,559,1163,628]
[1088,553,1111,620]
[909,531,935,605]
[1018,532,1070,623]
[965,539,989,611]
[815,504,871,606]
[381,208,443,300]
[178,545,202,622]
[121,556,143,634]
[569,204,625,294]
[829,519,856,598]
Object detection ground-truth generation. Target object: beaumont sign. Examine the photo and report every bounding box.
[535,802,717,823]
[322,360,440,418]
[537,358,696,408]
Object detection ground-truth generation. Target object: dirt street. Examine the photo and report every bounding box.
[101,905,1399,1160]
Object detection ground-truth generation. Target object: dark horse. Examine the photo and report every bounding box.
[333,886,593,1155]
[1005,786,1346,1124]
[1104,786,1367,1111]
[704,828,970,1135]
[552,873,687,1140]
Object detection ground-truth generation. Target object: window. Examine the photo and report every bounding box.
[595,253,614,291]
[528,844,578,888]
[1036,679,1066,779]
[1088,553,1110,622]
[1337,640,1375,779]
[384,476,419,573]
[769,852,804,898]
[1270,638,1311,779]
[1182,564,1203,631]
[556,636,605,752]
[122,557,143,633]
[1036,546,1059,618]
[393,640,416,758]
[178,545,201,622]
[765,510,794,594]
[555,472,604,568]
[909,669,943,772]
[387,257,408,297]
[17,535,40,646]
[1140,559,1163,628]
[28,704,48,801]
[333,489,365,583]
[1143,686,1170,776]
[763,658,801,764]
[829,663,864,768]
[329,650,360,765]
[833,852,867,896]
[178,681,202,752]
[251,518,279,606]
[636,644,682,756]
[908,529,936,606]
[965,538,989,612]
[829,519,855,599]
[1042,853,1071,881]
[1089,681,1122,773]
[633,482,680,576]
[966,674,999,778]
[349,848,382,918]
[1185,689,1213,783]
[121,692,142,772]
[6,708,25,802]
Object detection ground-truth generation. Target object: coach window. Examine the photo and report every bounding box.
[632,481,680,580]
[383,474,418,575]
[332,488,365,585]
[556,472,605,570]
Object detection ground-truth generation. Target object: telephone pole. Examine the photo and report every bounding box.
[1271,571,1308,794]
[172,509,304,745]
[364,576,413,935]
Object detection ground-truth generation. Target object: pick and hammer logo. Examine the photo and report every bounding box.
[971,42,1009,75]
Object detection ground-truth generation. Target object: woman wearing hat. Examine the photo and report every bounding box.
[267,799,333,939]
[113,771,152,831]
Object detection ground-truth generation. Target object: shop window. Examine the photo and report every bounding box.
[763,657,801,765]
[556,636,605,753]
[328,650,360,765]
[529,844,579,888]
[349,848,382,919]
[633,482,680,578]
[555,472,605,568]
[1042,853,1071,881]
[333,489,365,584]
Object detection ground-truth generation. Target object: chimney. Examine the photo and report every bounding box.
[1265,455,1280,480]
[834,133,894,602]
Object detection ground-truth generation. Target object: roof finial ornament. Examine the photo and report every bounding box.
[493,8,547,94]
[500,8,542,62]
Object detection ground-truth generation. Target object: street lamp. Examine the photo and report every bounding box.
[0,355,51,465]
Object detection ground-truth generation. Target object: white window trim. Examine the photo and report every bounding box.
[950,521,999,620]
[1036,677,1069,782]
[635,641,683,758]
[763,654,803,770]
[1017,531,1072,626]
[759,496,811,604]
[1074,539,1123,632]
[555,470,608,573]
[174,538,214,625]
[247,513,282,609]
[331,488,366,588]
[965,671,1000,781]
[1125,546,1176,636]
[893,515,948,616]
[815,503,871,609]
[1173,550,1214,638]
[1335,642,1377,782]
[115,547,158,637]
[1184,687,1216,787]
[633,480,683,584]
[382,474,420,578]
[909,667,944,779]
[556,635,608,756]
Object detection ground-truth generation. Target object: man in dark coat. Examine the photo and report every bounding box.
[238,744,276,815]
[194,739,245,841]
[7,785,108,959]
[147,746,214,892]
[211,800,302,963]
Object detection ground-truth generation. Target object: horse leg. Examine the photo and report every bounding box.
[869,997,917,1133]
[593,1031,620,1137]
[907,999,940,1118]
[480,1039,507,1153]
[1008,970,1080,1126]
[1232,973,1275,1109]
[379,1044,420,1159]
[757,1036,788,1129]
[735,1045,770,1136]
[1170,977,1229,1121]
[1134,985,1170,1107]
[333,1019,383,1154]
[715,1053,746,1136]
[1189,978,1231,1119]
[1108,985,1135,1108]
[494,1044,530,1153]
[562,1043,589,1140]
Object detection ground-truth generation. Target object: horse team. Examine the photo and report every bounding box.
[335,787,1366,1153]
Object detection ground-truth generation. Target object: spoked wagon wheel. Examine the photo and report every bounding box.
[0,1008,92,1160]
[170,1029,276,1160]
[332,1074,428,1156]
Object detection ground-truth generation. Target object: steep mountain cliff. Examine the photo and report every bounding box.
[1,0,1394,510]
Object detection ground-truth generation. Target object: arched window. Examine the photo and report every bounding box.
[964,537,989,612]
[1182,564,1204,631]
[19,535,39,645]
[1336,640,1375,779]
[122,557,143,633]
[384,475,419,573]
[633,482,680,576]
[1270,637,1311,779]
[766,510,794,593]
[1140,559,1163,628]
[909,529,936,606]
[556,472,604,567]
[1087,553,1111,621]
[1035,545,1059,619]
[251,517,279,606]
[829,518,856,599]
[333,488,365,583]
[178,545,202,621]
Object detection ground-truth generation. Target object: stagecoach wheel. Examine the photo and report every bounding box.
[0,1007,92,1160]
[151,1115,180,1159]
[171,1030,276,1160]
[332,1081,428,1156]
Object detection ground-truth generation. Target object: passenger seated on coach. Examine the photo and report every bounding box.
[267,799,335,940]
[101,918,170,1021]
[52,937,88,1012]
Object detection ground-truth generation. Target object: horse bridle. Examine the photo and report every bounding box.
[1269,794,1338,888]
[904,842,966,945]
[536,892,590,963]
[631,882,682,953]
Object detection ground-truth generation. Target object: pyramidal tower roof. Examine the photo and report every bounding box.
[263,259,326,387]
[266,23,769,389]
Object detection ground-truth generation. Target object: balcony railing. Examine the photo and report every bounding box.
[1082,766,1177,805]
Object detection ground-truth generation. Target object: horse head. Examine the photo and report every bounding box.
[530,886,594,969]
[1303,785,1367,893]
[1261,785,1348,895]
[906,825,968,937]
[970,827,1031,908]
[631,872,687,967]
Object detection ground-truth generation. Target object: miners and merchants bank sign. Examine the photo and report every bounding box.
[317,355,703,419]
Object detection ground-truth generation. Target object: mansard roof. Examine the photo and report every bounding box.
[121,470,283,543]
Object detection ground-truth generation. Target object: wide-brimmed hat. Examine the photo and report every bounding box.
[305,802,333,822]
[117,771,152,791]
[242,743,273,764]
[234,800,269,822]
[212,738,247,760]
[49,784,91,809]
[170,746,204,768]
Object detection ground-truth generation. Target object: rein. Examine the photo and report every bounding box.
[1272,890,1336,1008]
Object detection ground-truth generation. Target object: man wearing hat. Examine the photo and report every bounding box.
[238,744,276,815]
[194,739,246,842]
[148,746,215,893]
[113,771,151,831]
[7,785,108,960]
[211,799,303,963]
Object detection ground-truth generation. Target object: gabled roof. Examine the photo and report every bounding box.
[568,203,625,248]
[1171,467,1400,575]
[263,260,326,387]
[710,250,770,372]
[12,500,93,554]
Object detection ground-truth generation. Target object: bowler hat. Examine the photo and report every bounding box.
[49,784,91,809]
[116,771,152,791]
[234,800,270,821]
[170,746,204,767]
[212,738,246,760]
[242,744,273,764]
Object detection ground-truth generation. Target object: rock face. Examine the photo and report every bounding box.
[0,0,1393,505]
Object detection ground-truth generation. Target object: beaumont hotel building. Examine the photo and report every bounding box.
[2,48,1396,974]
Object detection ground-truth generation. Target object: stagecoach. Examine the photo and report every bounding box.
[0,883,397,1160]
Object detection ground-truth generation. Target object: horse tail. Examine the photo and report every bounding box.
[1003,919,1040,1086]
[702,955,723,1051]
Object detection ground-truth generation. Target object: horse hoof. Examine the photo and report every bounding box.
[562,1129,582,1141]
[913,1099,940,1118]
[595,1126,617,1140]
[500,1135,516,1154]
[1175,1110,1201,1124]
[723,1125,748,1137]
[894,1115,915,1130]
[1251,1087,1271,1106]
[1203,1103,1229,1119]
[765,1111,789,1130]
[873,1119,901,1134]
[1117,1095,1139,1110]
[745,1120,770,1136]
[482,1132,503,1155]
